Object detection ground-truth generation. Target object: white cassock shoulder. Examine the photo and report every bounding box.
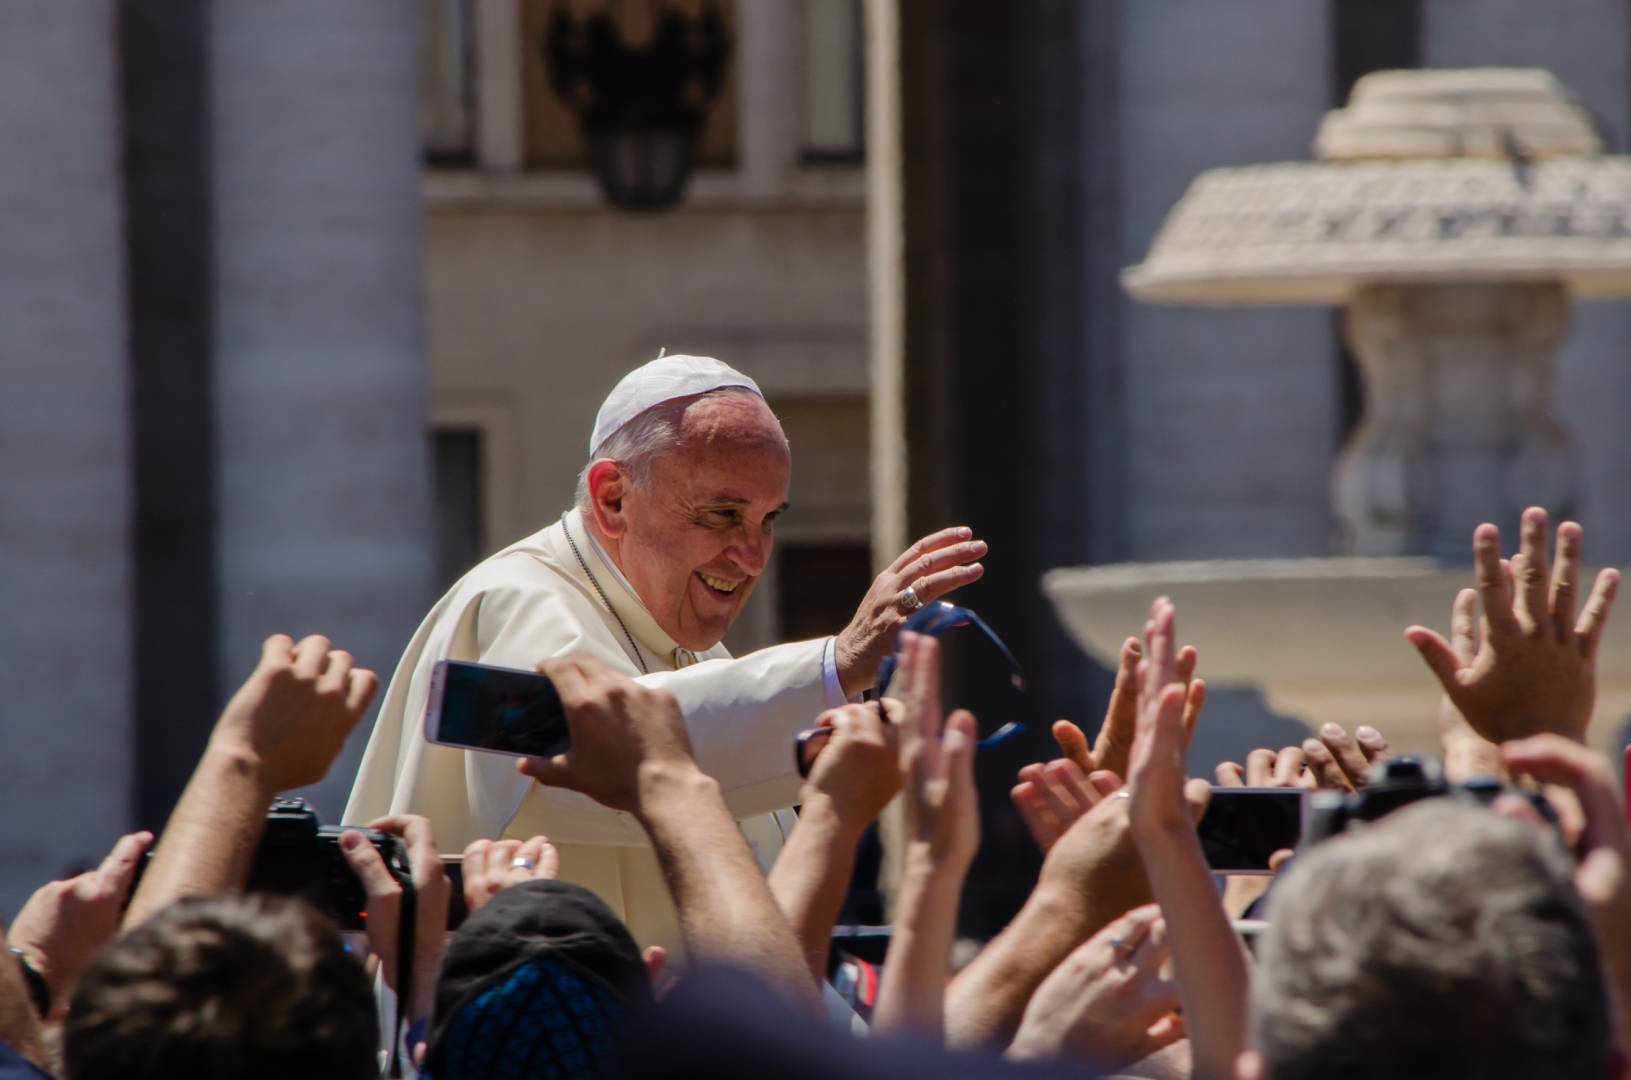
[344,541,832,850]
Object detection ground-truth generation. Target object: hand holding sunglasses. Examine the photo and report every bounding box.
[796,602,1026,778]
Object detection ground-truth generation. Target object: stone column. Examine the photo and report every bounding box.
[0,1,132,911]
[1334,283,1576,558]
[211,0,435,818]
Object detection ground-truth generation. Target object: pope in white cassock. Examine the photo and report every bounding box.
[345,355,986,959]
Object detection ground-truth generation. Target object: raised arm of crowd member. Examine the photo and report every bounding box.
[461,835,559,913]
[0,925,47,1073]
[1051,638,1202,782]
[1406,508,1619,746]
[1419,581,1514,781]
[1213,724,1387,795]
[521,654,822,1015]
[1005,904,1184,1072]
[1500,734,1631,1043]
[870,634,979,1040]
[339,814,452,1044]
[768,702,902,987]
[7,830,151,1023]
[1012,757,1106,854]
[944,773,1159,1050]
[1125,597,1248,1080]
[125,634,378,927]
[1298,722,1389,791]
[1015,668,1207,854]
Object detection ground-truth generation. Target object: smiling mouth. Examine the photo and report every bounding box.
[697,572,741,596]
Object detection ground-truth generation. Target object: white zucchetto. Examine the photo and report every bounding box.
[589,354,763,455]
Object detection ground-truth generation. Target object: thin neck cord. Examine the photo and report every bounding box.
[561,512,650,675]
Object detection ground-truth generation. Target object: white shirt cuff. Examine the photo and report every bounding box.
[821,637,859,707]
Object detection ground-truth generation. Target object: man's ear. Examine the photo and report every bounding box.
[586,459,631,538]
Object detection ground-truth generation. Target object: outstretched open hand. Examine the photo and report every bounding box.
[1052,638,1204,783]
[1405,508,1619,745]
[1125,598,1211,834]
[1006,905,1184,1072]
[891,632,980,868]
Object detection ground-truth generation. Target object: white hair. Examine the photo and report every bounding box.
[573,387,781,514]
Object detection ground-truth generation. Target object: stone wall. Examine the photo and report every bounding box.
[0,0,132,913]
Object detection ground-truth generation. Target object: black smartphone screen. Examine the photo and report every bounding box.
[430,660,570,758]
[1197,788,1303,872]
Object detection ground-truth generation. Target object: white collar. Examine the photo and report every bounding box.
[581,520,643,602]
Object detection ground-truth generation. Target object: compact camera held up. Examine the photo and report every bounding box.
[1304,754,1559,845]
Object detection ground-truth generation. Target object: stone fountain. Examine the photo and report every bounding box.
[1046,70,1631,755]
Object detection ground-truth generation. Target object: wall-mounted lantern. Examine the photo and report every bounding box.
[545,3,730,209]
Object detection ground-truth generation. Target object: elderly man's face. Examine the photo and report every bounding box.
[597,394,791,651]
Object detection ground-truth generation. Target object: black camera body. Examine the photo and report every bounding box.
[1305,754,1555,844]
[246,798,411,932]
[132,798,470,931]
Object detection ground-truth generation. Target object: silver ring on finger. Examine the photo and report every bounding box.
[1110,935,1134,953]
[510,857,537,871]
[898,585,924,612]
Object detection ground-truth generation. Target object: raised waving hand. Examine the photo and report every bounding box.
[1406,508,1619,745]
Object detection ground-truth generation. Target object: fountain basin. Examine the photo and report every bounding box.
[1043,558,1631,757]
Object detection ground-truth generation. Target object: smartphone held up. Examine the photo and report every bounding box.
[1196,787,1305,874]
[424,660,571,759]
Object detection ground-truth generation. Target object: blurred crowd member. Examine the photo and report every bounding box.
[65,632,422,1080]
[347,354,986,963]
[65,894,378,1080]
[421,879,658,1080]
[1248,799,1613,1080]
[0,923,48,1075]
[7,831,151,1026]
[1108,507,1628,1080]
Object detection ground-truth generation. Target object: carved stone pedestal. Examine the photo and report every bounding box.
[1333,282,1577,557]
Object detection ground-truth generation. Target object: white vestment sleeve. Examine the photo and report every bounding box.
[638,639,831,820]
[820,636,851,708]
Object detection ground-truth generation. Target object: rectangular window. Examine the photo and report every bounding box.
[802,0,864,161]
[421,0,476,165]
[434,429,486,591]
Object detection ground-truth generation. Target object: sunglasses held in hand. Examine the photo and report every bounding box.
[795,601,1027,778]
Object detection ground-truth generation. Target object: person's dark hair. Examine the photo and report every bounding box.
[1256,799,1613,1080]
[64,894,377,1080]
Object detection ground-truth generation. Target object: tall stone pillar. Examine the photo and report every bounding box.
[211,0,435,817]
[0,1,132,911]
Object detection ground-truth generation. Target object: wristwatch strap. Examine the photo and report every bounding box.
[10,948,49,1019]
